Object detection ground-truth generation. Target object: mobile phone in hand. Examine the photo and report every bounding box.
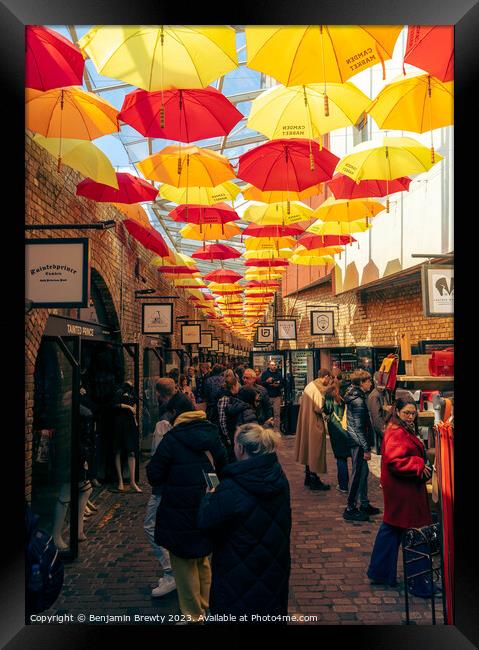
[203,470,219,490]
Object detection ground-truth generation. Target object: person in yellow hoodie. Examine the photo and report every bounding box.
[146,392,228,624]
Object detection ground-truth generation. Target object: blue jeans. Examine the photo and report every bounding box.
[336,457,349,491]
[144,494,172,576]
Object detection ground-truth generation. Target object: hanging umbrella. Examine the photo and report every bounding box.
[123,220,171,259]
[170,202,239,225]
[238,139,339,190]
[179,223,241,241]
[76,173,158,203]
[208,282,244,294]
[244,258,290,267]
[335,136,443,182]
[26,87,119,140]
[366,72,453,162]
[311,197,385,222]
[244,280,281,288]
[248,82,371,139]
[403,25,454,82]
[118,87,242,141]
[26,26,86,91]
[242,183,322,203]
[159,181,241,205]
[244,291,275,298]
[243,248,293,260]
[192,243,241,261]
[298,233,357,248]
[307,219,371,236]
[32,134,118,187]
[203,269,243,283]
[138,145,235,187]
[112,203,151,228]
[290,253,336,266]
[79,26,238,91]
[173,277,207,288]
[244,236,296,251]
[152,251,198,273]
[242,223,305,238]
[243,201,313,225]
[328,173,411,200]
[294,244,344,256]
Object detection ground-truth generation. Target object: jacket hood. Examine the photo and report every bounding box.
[343,385,366,404]
[169,415,219,451]
[226,397,250,417]
[222,452,288,497]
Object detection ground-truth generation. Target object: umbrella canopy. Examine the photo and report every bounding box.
[123,220,171,259]
[248,82,371,138]
[335,136,443,182]
[244,258,290,267]
[118,87,242,141]
[26,26,86,91]
[243,249,293,260]
[26,87,119,140]
[328,173,411,199]
[242,223,305,237]
[78,26,238,91]
[243,201,313,225]
[242,183,323,203]
[244,236,296,251]
[238,139,339,191]
[244,280,281,288]
[192,243,241,261]
[245,26,402,86]
[203,269,243,283]
[152,251,198,273]
[179,223,241,241]
[311,197,385,222]
[159,182,240,206]
[404,25,453,82]
[208,283,244,295]
[173,277,207,288]
[298,233,357,248]
[112,203,151,228]
[32,134,118,187]
[76,172,158,203]
[307,219,371,235]
[138,145,235,187]
[294,244,344,256]
[170,202,239,225]
[290,253,336,266]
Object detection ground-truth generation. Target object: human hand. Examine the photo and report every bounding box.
[206,486,216,494]
[422,465,432,480]
[267,377,273,383]
[364,452,371,461]
[265,417,274,426]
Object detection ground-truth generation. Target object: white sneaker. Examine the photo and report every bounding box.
[151,574,176,598]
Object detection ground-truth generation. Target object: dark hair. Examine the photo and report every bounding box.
[211,364,224,376]
[167,368,180,383]
[387,396,419,434]
[178,374,188,388]
[350,369,372,386]
[156,378,176,401]
[318,368,332,379]
[167,392,195,422]
[238,386,258,407]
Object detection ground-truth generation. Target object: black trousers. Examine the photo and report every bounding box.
[347,445,369,510]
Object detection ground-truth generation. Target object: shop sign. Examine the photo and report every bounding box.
[310,310,335,336]
[26,238,90,308]
[421,264,454,317]
[276,319,297,341]
[199,332,213,349]
[142,303,173,334]
[181,324,201,345]
[43,315,112,341]
[256,325,274,344]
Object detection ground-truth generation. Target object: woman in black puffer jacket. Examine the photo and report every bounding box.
[225,386,259,445]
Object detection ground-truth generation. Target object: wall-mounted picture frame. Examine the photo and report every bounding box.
[199,332,213,349]
[211,338,219,351]
[181,323,201,345]
[310,310,335,336]
[218,342,224,353]
[421,264,454,317]
[141,303,174,335]
[257,325,274,344]
[276,319,297,341]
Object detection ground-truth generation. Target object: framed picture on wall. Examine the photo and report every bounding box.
[276,319,297,341]
[181,324,201,345]
[257,325,274,344]
[218,342,224,353]
[421,264,454,317]
[199,332,213,349]
[211,338,219,351]
[142,303,174,334]
[310,310,335,336]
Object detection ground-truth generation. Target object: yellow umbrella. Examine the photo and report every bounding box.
[335,136,443,183]
[26,87,119,140]
[290,253,336,266]
[243,201,313,225]
[248,82,371,140]
[244,236,297,251]
[311,197,385,222]
[242,183,323,203]
[151,250,197,267]
[179,223,241,241]
[295,245,344,256]
[159,181,241,205]
[307,219,371,235]
[366,72,453,162]
[173,277,207,288]
[138,145,235,187]
[112,202,151,227]
[32,134,118,187]
[78,26,238,91]
[246,26,402,111]
[243,249,294,260]
[245,271,284,280]
[208,282,244,294]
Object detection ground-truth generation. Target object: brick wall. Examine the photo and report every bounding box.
[25,134,248,499]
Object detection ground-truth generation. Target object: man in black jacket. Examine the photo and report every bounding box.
[260,360,284,433]
[343,370,381,522]
[242,367,274,426]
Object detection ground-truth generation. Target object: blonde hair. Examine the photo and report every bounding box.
[235,423,281,457]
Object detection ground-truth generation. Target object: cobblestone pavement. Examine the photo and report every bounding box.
[44,436,442,625]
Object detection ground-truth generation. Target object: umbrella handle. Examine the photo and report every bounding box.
[324,93,329,117]
[160,106,165,129]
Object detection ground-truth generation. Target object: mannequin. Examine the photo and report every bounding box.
[112,381,142,492]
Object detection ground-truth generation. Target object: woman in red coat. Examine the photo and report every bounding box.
[367,397,435,596]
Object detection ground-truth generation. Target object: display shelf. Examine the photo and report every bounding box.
[397,376,454,382]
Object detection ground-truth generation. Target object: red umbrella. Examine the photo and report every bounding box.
[242,223,305,238]
[156,265,199,274]
[244,280,281,288]
[237,139,339,191]
[123,220,170,258]
[76,173,158,203]
[118,87,243,141]
[203,269,243,283]
[244,258,289,267]
[26,26,85,91]
[244,292,274,298]
[192,244,241,261]
[404,26,454,82]
[327,173,411,200]
[170,203,239,225]
[298,233,357,249]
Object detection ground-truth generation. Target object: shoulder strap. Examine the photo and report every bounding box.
[204,449,214,469]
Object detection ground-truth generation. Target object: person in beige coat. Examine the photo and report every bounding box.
[294,368,332,491]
